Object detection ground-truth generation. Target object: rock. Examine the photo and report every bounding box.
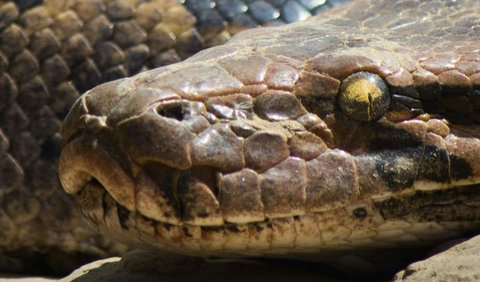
[394,235,480,281]
[0,275,54,281]
[61,249,353,282]
[6,235,480,282]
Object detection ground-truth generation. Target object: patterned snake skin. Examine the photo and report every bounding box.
[0,0,346,274]
[59,0,480,273]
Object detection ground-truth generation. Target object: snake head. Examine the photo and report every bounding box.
[59,0,480,260]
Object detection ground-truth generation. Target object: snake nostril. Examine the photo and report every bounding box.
[156,102,189,121]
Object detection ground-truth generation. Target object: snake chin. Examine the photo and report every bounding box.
[74,176,480,265]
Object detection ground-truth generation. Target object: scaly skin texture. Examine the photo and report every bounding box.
[59,0,480,271]
[0,0,341,275]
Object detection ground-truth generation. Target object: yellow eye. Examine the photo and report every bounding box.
[338,72,390,122]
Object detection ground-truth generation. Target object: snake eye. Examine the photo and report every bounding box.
[337,72,390,122]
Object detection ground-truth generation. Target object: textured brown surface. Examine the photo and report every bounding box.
[0,0,340,275]
[0,0,209,273]
[59,0,480,273]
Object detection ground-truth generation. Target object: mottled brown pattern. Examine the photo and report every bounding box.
[59,0,480,266]
[0,0,338,275]
[0,0,209,273]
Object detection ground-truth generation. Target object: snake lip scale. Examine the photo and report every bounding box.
[59,0,480,265]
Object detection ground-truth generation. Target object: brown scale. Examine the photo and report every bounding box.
[0,0,333,275]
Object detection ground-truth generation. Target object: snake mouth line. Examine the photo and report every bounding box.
[77,172,480,226]
[74,174,480,258]
[60,130,480,228]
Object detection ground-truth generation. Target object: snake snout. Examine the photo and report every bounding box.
[59,80,141,212]
[59,126,136,212]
